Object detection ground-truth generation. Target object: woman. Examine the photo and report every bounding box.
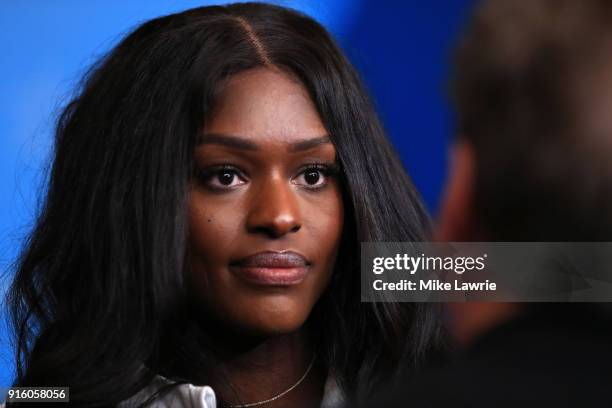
[6,3,443,407]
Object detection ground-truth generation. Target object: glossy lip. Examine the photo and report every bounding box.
[229,251,310,286]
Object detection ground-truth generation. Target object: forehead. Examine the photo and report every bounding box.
[204,67,327,145]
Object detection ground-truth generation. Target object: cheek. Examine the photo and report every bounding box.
[304,187,344,268]
[187,193,244,277]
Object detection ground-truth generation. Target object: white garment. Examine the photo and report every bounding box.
[120,374,344,408]
[118,376,215,407]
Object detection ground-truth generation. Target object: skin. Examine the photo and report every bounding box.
[187,67,344,406]
[437,141,522,348]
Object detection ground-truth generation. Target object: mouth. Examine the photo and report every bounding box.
[229,251,311,286]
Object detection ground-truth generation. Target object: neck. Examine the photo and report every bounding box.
[205,327,325,407]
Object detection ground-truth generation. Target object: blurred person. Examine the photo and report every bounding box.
[3,3,444,408]
[372,0,612,406]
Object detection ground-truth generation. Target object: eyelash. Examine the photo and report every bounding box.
[194,163,340,192]
[293,163,340,190]
[195,164,246,191]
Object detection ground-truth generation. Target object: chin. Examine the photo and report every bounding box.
[229,298,313,337]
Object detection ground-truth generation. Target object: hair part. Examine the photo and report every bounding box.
[232,16,272,65]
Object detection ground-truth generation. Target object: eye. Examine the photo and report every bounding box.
[292,164,338,189]
[197,165,247,190]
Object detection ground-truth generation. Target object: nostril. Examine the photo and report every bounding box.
[248,221,301,238]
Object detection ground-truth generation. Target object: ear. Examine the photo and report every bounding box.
[435,140,477,242]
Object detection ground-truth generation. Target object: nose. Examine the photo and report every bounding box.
[246,174,302,238]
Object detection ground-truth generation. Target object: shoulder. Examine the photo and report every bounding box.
[118,377,216,408]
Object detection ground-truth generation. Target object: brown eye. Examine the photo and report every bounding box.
[218,170,237,186]
[198,166,247,190]
[304,170,320,185]
[292,166,330,189]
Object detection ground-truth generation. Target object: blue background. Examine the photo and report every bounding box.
[0,0,472,387]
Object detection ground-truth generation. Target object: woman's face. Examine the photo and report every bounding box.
[188,67,344,336]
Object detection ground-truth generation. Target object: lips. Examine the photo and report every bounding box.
[229,251,310,286]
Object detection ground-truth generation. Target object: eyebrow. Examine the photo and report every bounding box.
[198,133,332,152]
[289,135,332,152]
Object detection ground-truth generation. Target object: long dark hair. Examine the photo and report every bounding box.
[6,3,443,406]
